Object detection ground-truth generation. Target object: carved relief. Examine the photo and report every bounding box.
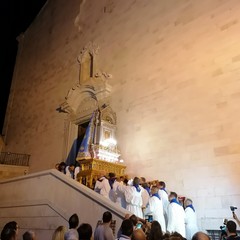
[101,105,117,125]
[59,42,112,124]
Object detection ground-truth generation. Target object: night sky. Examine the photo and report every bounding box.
[0,0,47,134]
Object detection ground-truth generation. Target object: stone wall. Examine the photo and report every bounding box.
[0,165,29,179]
[3,0,240,230]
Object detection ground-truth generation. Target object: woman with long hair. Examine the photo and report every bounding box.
[147,221,163,240]
[52,226,67,240]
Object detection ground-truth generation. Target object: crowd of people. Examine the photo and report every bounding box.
[1,211,240,240]
[3,165,238,240]
[91,171,197,240]
[55,162,81,181]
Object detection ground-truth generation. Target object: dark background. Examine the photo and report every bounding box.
[0,0,47,135]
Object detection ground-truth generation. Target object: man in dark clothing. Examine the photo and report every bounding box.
[226,220,240,240]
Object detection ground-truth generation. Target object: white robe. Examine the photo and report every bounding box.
[113,181,127,208]
[74,166,80,181]
[141,187,150,208]
[185,206,198,240]
[125,185,143,218]
[144,196,166,232]
[94,177,111,199]
[158,189,169,225]
[167,202,186,237]
[65,166,74,179]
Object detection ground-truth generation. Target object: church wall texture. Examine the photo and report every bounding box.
[3,0,240,230]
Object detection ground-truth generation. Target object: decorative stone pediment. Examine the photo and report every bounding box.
[101,105,117,125]
[59,42,112,123]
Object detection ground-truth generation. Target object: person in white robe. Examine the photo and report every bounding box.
[108,173,117,202]
[65,164,75,179]
[124,177,143,218]
[184,198,198,240]
[113,178,127,208]
[144,186,166,232]
[94,171,111,199]
[167,191,186,238]
[74,165,80,181]
[157,181,169,226]
[140,183,150,210]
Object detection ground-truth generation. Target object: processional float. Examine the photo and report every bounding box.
[76,105,126,189]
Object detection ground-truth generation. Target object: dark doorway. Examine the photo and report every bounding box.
[76,121,90,157]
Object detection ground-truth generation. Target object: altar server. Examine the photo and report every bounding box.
[144,186,166,232]
[94,171,111,199]
[141,183,150,210]
[113,177,127,208]
[157,181,169,224]
[125,177,143,218]
[185,198,198,240]
[167,192,186,237]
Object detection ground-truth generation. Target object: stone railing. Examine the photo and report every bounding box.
[0,169,129,239]
[0,152,30,166]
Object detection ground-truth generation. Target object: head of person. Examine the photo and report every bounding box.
[55,163,60,170]
[133,177,140,186]
[108,172,116,178]
[192,231,211,240]
[121,219,134,237]
[58,162,66,171]
[22,231,36,240]
[170,232,185,240]
[123,178,129,186]
[129,215,138,227]
[141,183,149,189]
[184,198,193,208]
[150,186,158,195]
[158,181,166,189]
[132,229,146,240]
[0,227,17,240]
[102,211,112,224]
[2,221,19,237]
[52,226,67,240]
[148,220,163,240]
[226,220,237,235]
[3,221,18,232]
[77,223,92,240]
[69,164,75,172]
[169,192,178,201]
[64,229,78,240]
[140,177,146,184]
[69,213,79,229]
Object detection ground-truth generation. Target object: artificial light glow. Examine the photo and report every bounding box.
[100,138,117,147]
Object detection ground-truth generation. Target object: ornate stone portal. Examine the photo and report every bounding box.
[59,42,126,188]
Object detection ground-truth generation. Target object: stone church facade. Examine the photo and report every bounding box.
[2,0,240,230]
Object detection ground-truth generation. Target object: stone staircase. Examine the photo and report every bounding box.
[0,169,129,239]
